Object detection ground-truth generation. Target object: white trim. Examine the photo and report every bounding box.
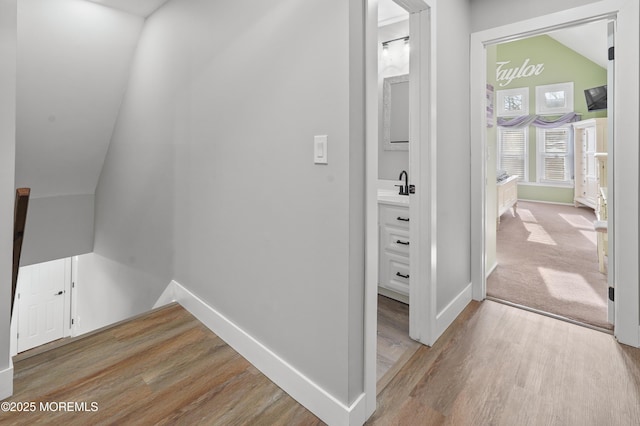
[62,258,73,338]
[378,286,410,304]
[70,256,79,337]
[435,283,472,338]
[152,280,177,308]
[10,300,18,357]
[517,181,573,189]
[486,261,498,278]
[496,87,529,117]
[408,1,437,346]
[364,0,379,419]
[516,198,574,207]
[471,0,639,347]
[365,0,437,419]
[497,126,529,182]
[535,82,574,115]
[166,281,366,426]
[0,360,13,400]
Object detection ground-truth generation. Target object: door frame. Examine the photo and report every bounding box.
[364,0,436,418]
[470,0,639,346]
[10,257,74,356]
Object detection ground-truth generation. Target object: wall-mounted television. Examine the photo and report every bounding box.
[584,85,607,111]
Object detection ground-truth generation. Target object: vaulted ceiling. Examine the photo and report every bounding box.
[16,0,607,200]
[15,0,146,198]
[86,0,170,18]
[378,0,607,69]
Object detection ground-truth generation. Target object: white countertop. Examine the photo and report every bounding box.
[378,189,410,206]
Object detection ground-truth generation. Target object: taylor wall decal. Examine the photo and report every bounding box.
[496,59,544,87]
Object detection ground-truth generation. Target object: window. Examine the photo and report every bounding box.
[537,126,573,185]
[498,127,528,181]
[496,87,529,117]
[535,82,574,115]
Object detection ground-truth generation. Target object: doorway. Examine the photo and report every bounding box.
[485,21,613,331]
[365,0,435,417]
[10,257,75,355]
[470,0,640,348]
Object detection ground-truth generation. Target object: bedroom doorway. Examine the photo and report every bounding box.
[484,20,614,332]
[486,20,613,332]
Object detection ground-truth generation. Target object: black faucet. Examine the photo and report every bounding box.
[397,170,409,196]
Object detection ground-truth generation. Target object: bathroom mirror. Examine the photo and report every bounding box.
[383,74,409,151]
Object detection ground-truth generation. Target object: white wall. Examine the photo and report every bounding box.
[435,0,472,313]
[470,0,602,32]
[74,252,166,336]
[13,0,143,268]
[378,19,409,181]
[0,0,16,399]
[93,0,364,408]
[15,0,143,198]
[485,44,498,274]
[21,195,94,266]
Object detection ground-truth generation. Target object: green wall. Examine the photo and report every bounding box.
[486,44,498,273]
[496,35,607,203]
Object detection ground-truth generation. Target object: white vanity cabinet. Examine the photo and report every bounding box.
[378,202,410,304]
[573,118,607,209]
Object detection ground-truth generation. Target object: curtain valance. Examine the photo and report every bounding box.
[497,112,581,129]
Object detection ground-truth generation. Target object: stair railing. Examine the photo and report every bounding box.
[12,188,30,316]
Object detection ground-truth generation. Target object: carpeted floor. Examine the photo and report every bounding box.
[487,200,611,330]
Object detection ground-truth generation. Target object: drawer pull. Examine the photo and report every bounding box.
[396,216,409,222]
[396,272,410,279]
[396,239,409,245]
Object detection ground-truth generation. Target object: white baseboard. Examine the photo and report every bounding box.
[518,198,575,207]
[486,261,498,278]
[167,280,366,426]
[153,281,177,308]
[0,360,13,400]
[436,282,472,338]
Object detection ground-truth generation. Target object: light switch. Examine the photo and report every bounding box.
[314,135,328,164]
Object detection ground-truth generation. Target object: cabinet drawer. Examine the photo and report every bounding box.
[379,204,410,230]
[379,254,409,296]
[380,226,410,255]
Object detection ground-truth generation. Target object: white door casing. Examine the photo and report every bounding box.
[365,0,436,419]
[471,0,639,347]
[606,19,615,325]
[15,258,72,353]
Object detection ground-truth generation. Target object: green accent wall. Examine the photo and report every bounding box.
[496,35,607,203]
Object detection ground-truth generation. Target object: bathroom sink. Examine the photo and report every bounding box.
[377,190,410,206]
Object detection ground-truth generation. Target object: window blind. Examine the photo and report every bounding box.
[499,128,527,180]
[539,128,572,184]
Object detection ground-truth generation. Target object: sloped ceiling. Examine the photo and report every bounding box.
[548,20,608,69]
[85,0,170,18]
[15,0,144,198]
[379,0,607,69]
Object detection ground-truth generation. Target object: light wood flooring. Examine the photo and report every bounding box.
[376,295,421,392]
[4,300,640,425]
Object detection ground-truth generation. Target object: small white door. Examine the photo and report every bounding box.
[17,258,70,352]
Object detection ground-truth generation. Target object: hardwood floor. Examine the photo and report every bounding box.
[369,301,640,425]
[3,303,321,425]
[376,295,421,392]
[4,300,640,425]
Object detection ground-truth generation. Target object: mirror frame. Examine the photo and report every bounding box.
[382,74,410,151]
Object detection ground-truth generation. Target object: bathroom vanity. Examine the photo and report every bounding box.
[378,190,410,304]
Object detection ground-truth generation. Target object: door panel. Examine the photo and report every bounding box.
[17,259,68,352]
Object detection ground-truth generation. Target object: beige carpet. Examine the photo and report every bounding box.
[487,201,611,330]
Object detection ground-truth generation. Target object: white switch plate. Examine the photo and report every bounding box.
[314,135,328,164]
